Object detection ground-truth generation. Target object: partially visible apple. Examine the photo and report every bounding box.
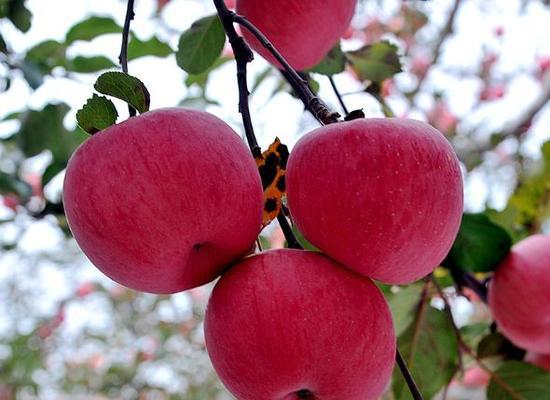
[236,0,357,70]
[488,234,550,353]
[63,108,263,294]
[525,352,550,371]
[286,118,463,285]
[205,249,396,400]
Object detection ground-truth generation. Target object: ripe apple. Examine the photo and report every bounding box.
[525,352,550,371]
[236,0,357,70]
[205,249,396,400]
[286,118,463,285]
[488,234,550,353]
[63,108,263,294]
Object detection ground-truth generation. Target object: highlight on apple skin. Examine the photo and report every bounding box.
[236,0,357,71]
[204,249,396,400]
[488,234,550,353]
[63,108,263,294]
[286,118,463,285]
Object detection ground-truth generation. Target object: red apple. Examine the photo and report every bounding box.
[205,249,396,400]
[525,352,550,371]
[236,0,357,70]
[63,108,263,294]
[488,234,550,353]
[286,118,463,285]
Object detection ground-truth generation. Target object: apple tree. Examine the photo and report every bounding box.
[1,0,550,399]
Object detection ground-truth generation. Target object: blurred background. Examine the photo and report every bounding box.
[0,0,549,398]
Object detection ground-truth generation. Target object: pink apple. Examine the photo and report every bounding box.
[236,0,357,70]
[205,249,396,400]
[286,118,463,285]
[525,352,550,371]
[461,366,490,388]
[488,234,550,353]
[63,108,263,294]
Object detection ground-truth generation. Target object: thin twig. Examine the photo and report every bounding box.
[119,0,137,117]
[212,0,301,248]
[430,274,464,374]
[328,76,349,116]
[232,13,340,125]
[459,341,522,399]
[449,266,489,304]
[396,349,424,400]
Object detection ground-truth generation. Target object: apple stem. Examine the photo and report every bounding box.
[212,0,303,249]
[119,0,137,117]
[328,76,349,116]
[396,348,424,400]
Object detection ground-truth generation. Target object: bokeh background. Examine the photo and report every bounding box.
[0,0,549,398]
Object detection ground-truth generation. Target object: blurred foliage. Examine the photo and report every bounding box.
[1,0,549,399]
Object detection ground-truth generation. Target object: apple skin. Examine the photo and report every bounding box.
[525,352,550,371]
[286,118,463,285]
[204,249,396,400]
[236,0,356,70]
[63,108,263,294]
[488,234,550,353]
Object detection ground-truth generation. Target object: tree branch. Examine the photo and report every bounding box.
[396,348,424,400]
[212,0,301,248]
[328,76,349,116]
[119,0,136,117]
[232,13,340,125]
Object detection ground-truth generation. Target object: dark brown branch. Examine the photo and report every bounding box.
[119,0,137,117]
[212,0,301,248]
[232,13,340,125]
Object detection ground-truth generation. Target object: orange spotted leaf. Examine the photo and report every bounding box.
[255,137,289,227]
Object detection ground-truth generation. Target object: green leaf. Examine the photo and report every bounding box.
[128,35,172,61]
[94,71,150,114]
[487,361,550,400]
[65,16,122,45]
[76,94,118,134]
[178,95,219,109]
[488,141,550,242]
[393,306,459,400]
[2,0,32,32]
[24,40,66,73]
[477,332,525,360]
[308,43,347,76]
[66,55,116,73]
[347,41,402,83]
[42,159,67,186]
[20,61,43,89]
[185,56,231,89]
[387,284,424,336]
[176,15,225,74]
[17,103,85,159]
[0,32,7,54]
[290,225,319,251]
[250,66,273,94]
[445,213,512,273]
[0,172,32,199]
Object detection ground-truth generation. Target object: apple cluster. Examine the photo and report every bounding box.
[61,1,469,398]
[63,102,465,399]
